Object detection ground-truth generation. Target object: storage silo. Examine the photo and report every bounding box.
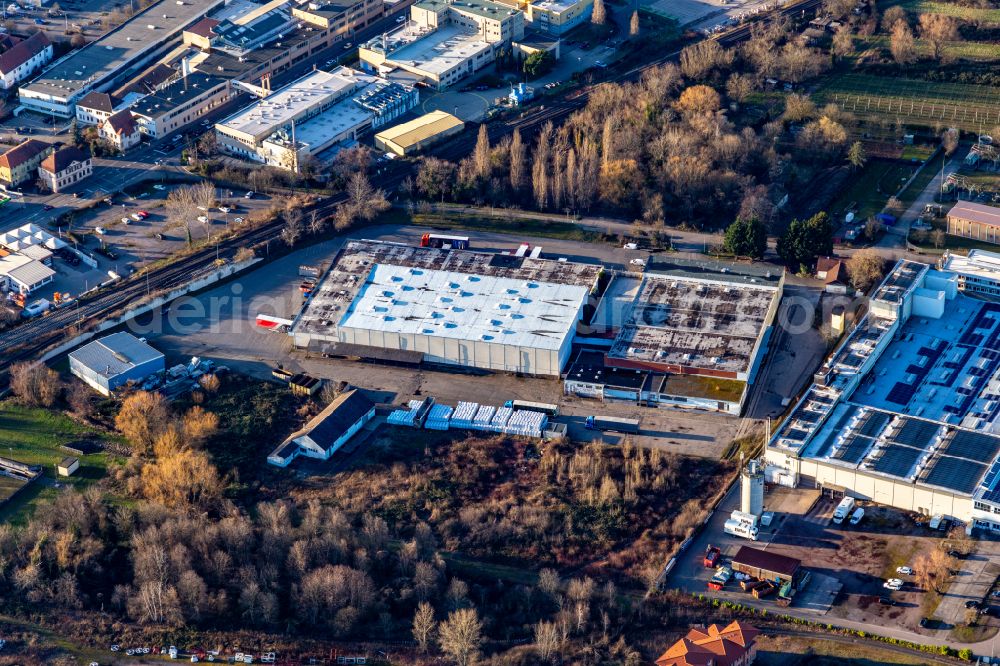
[741,459,765,516]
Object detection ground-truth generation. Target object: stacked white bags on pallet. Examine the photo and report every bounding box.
[490,407,513,432]
[451,402,479,429]
[424,404,453,431]
[471,405,496,431]
[504,410,547,437]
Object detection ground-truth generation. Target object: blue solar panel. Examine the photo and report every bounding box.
[833,435,873,465]
[871,444,922,478]
[857,411,890,437]
[893,419,940,450]
[944,430,1000,463]
[923,456,987,494]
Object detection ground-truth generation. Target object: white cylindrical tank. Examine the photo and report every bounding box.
[741,459,765,516]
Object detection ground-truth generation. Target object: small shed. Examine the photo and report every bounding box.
[57,456,80,477]
[732,545,802,585]
[289,373,322,396]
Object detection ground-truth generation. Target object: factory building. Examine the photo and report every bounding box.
[215,67,416,169]
[18,0,227,117]
[943,249,1000,298]
[359,0,524,90]
[69,332,166,396]
[947,201,1000,246]
[580,259,783,414]
[374,110,464,155]
[130,69,232,139]
[290,240,601,376]
[766,259,1000,531]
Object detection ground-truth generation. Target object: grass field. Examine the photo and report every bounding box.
[0,475,28,503]
[891,0,1000,23]
[830,159,919,220]
[381,206,606,243]
[756,634,942,665]
[860,35,1000,62]
[814,74,1000,133]
[0,401,120,524]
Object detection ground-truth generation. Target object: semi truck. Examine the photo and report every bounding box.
[504,400,559,416]
[585,415,640,433]
[723,519,759,541]
[420,233,470,249]
[832,497,856,524]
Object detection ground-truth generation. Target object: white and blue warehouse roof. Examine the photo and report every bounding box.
[69,332,164,379]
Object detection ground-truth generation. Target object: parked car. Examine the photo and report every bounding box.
[896,566,914,576]
[43,204,53,210]
[244,191,254,199]
[878,596,895,606]
[966,600,981,610]
[197,215,208,223]
[137,210,149,218]
[883,578,903,591]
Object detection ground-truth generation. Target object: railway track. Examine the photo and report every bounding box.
[0,0,823,373]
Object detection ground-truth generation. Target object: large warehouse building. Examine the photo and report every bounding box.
[766,259,1000,532]
[290,240,601,375]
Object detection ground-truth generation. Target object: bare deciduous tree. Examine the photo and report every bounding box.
[9,362,61,407]
[438,607,482,666]
[412,601,436,652]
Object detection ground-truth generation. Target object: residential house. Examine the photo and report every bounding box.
[100,110,142,152]
[38,146,92,193]
[0,139,53,188]
[0,31,53,90]
[656,621,760,666]
[75,91,125,126]
[267,389,376,467]
[815,256,849,294]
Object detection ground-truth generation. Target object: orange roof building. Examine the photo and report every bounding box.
[655,621,760,666]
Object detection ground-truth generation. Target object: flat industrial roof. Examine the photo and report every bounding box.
[339,263,588,351]
[131,71,226,118]
[217,67,370,140]
[415,0,520,20]
[293,239,601,343]
[949,201,1000,228]
[944,249,1000,282]
[607,273,779,375]
[69,332,164,379]
[21,0,226,102]
[376,110,463,150]
[381,24,491,77]
[0,252,54,287]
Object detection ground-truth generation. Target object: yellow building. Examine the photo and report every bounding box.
[0,139,53,188]
[374,110,464,155]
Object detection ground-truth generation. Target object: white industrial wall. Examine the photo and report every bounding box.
[912,288,945,319]
[335,325,570,376]
[766,449,974,521]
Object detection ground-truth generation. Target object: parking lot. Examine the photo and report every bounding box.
[670,482,1000,645]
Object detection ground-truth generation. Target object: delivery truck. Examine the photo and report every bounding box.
[585,415,640,433]
[723,519,759,541]
[832,497,856,524]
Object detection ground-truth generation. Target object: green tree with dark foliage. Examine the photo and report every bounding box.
[723,216,767,259]
[523,51,553,78]
[777,211,833,271]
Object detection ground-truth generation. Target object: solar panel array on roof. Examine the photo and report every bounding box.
[893,418,940,450]
[944,430,1000,462]
[833,435,874,465]
[922,455,987,494]
[869,444,923,477]
[857,410,891,437]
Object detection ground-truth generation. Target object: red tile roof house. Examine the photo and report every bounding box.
[0,31,52,90]
[99,110,141,152]
[656,621,760,666]
[815,256,849,294]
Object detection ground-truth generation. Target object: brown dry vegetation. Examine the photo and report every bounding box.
[293,431,732,585]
